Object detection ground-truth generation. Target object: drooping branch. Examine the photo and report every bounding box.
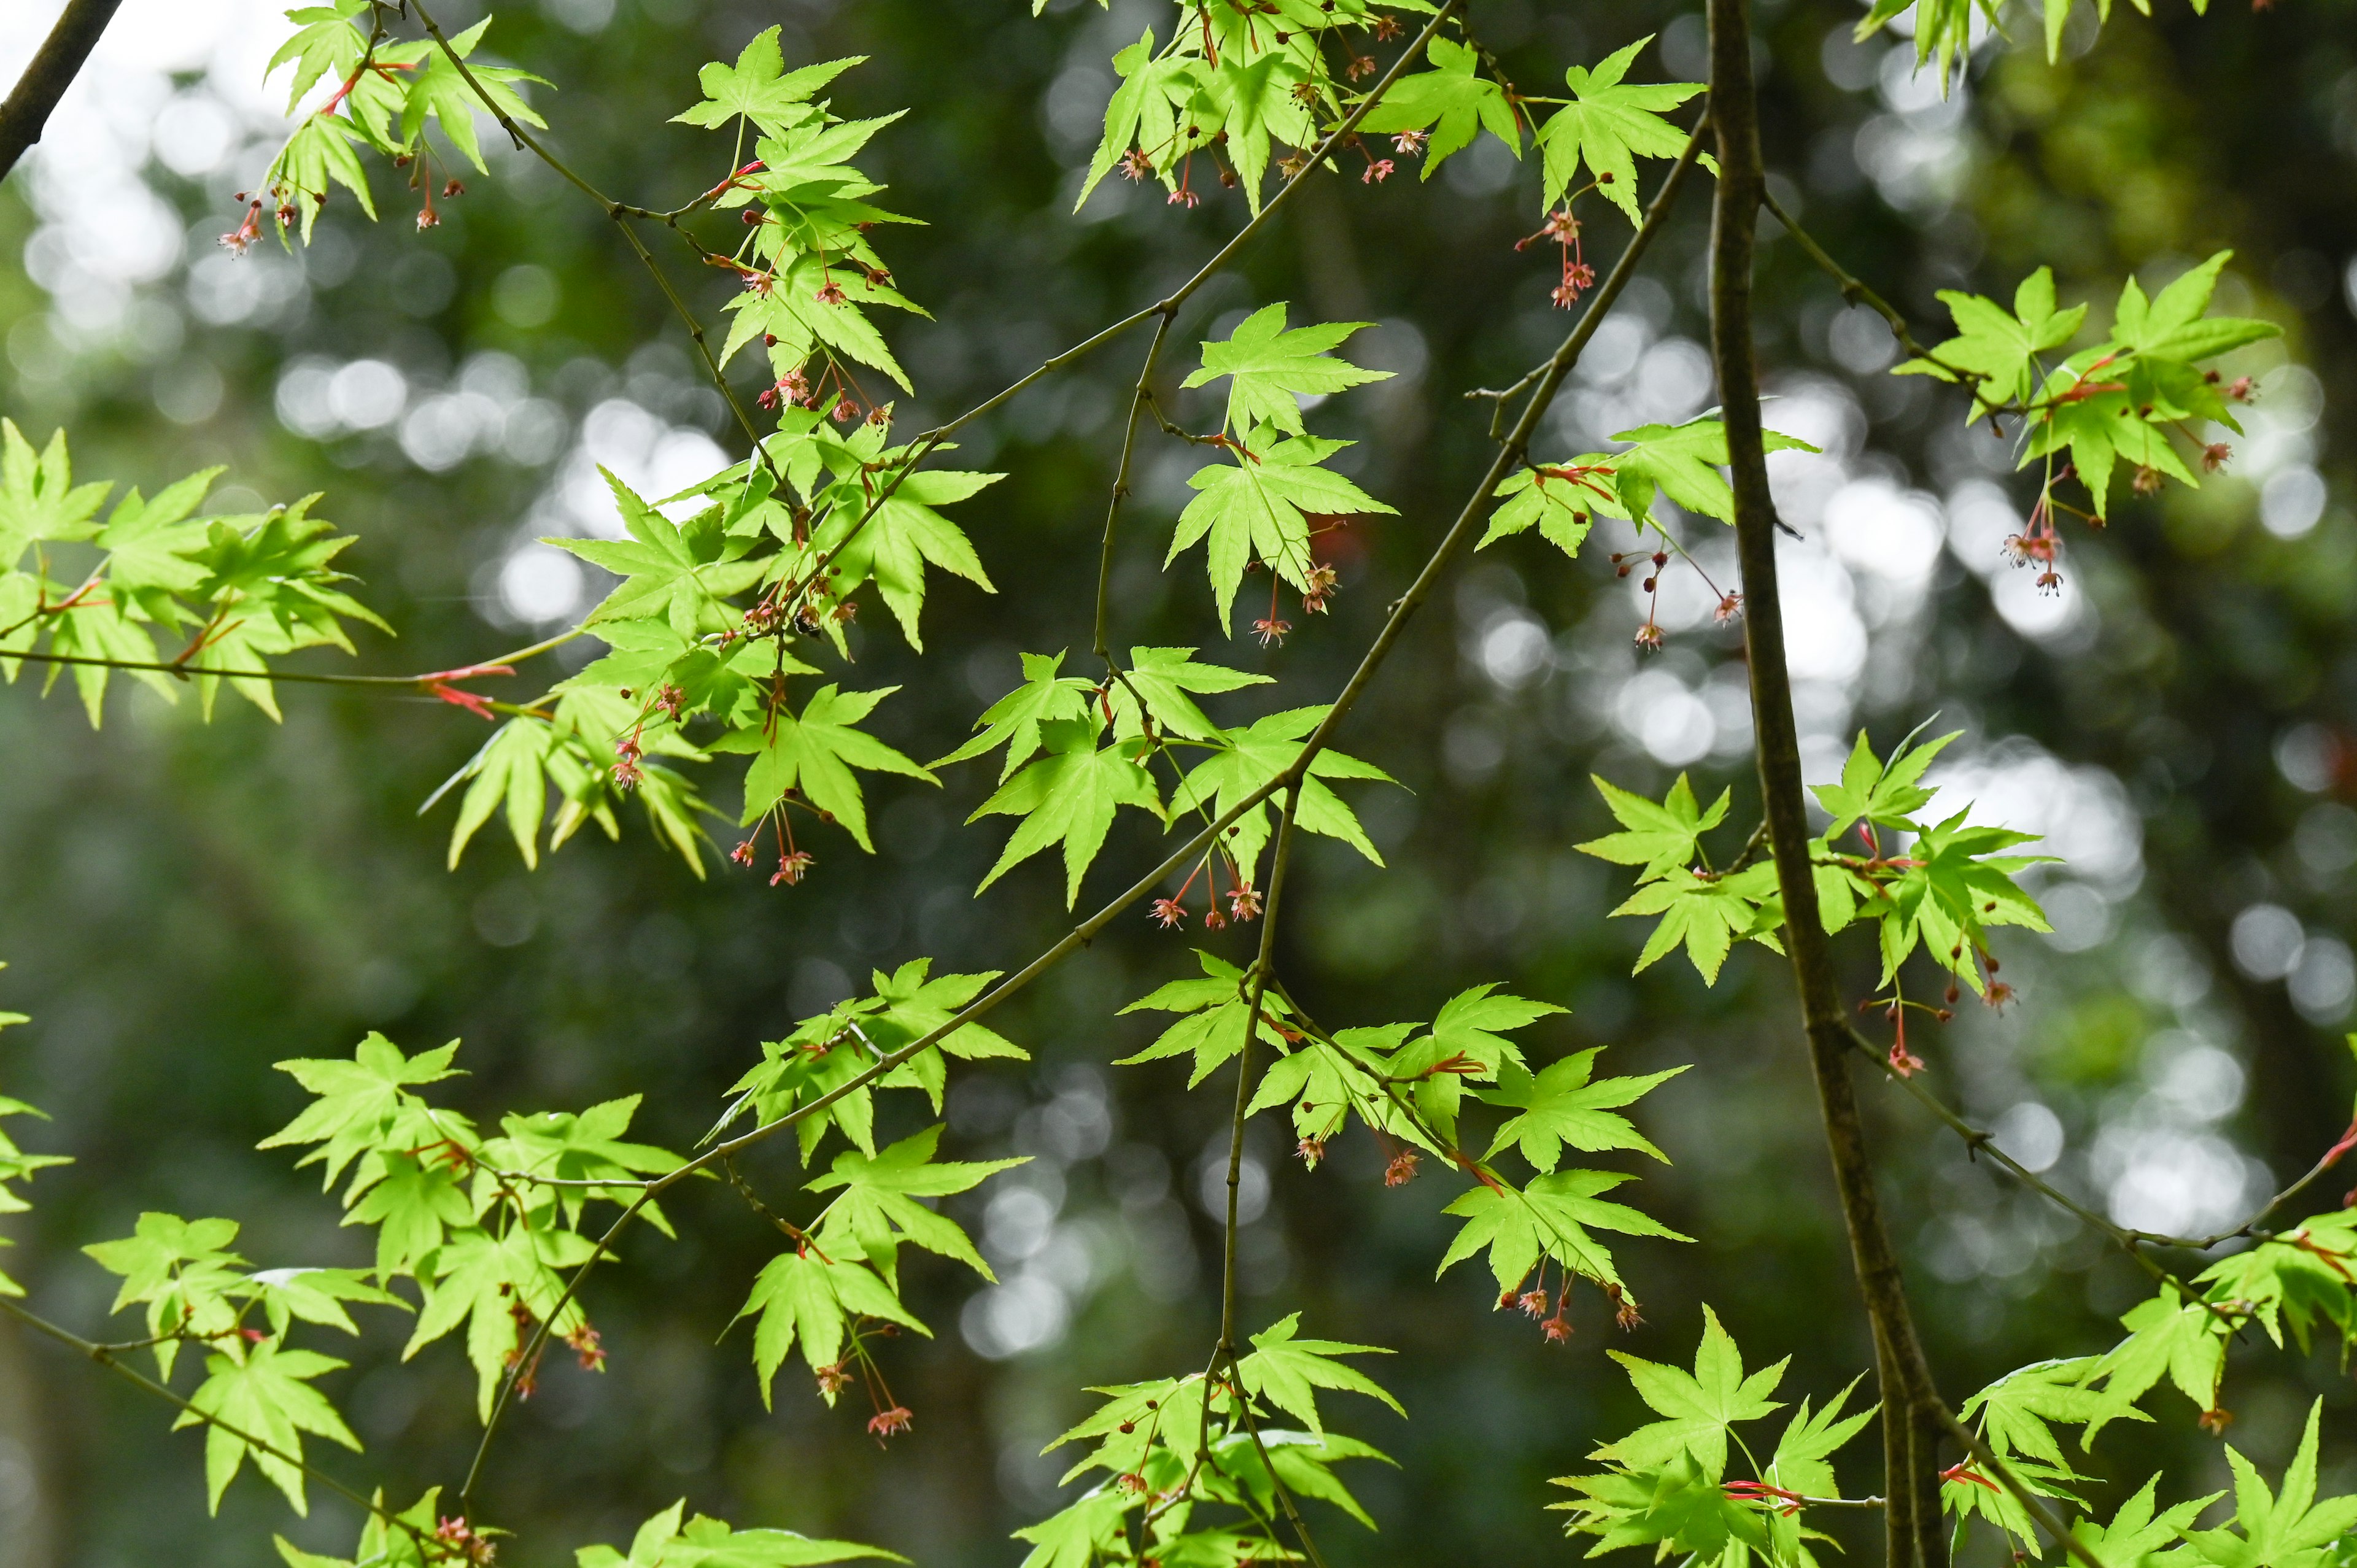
[0,0,123,182]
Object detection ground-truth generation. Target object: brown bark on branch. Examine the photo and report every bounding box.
[0,0,123,182]
[1702,2,1946,1564]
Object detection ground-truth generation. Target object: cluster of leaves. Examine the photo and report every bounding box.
[1899,253,2279,522]
[1127,957,1687,1311]
[0,423,385,724]
[0,969,67,1297]
[1482,415,1817,562]
[1582,727,2051,991]
[1015,1315,1400,1568]
[255,2,546,241]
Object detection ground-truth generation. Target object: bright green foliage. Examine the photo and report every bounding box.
[1532,37,1701,218]
[1166,706,1395,884]
[1579,773,1731,881]
[1480,463,1606,557]
[579,1502,903,1568]
[180,1342,363,1514]
[1479,1051,1687,1171]
[1120,950,1296,1089]
[1182,305,1391,439]
[1598,1308,1789,1475]
[1107,646,1273,743]
[805,1126,1024,1290]
[1900,252,2278,517]
[1024,1319,1400,1567]
[717,962,1026,1163]
[1436,1168,1689,1292]
[1359,37,1520,177]
[934,651,1097,777]
[1502,420,1816,543]
[711,683,934,840]
[2178,1406,2357,1568]
[969,717,1162,906]
[1170,427,1394,630]
[273,1486,443,1568]
[0,986,66,1299]
[0,423,385,724]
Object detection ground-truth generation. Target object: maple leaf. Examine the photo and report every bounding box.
[710,683,935,845]
[805,1124,1024,1290]
[179,1342,363,1515]
[2180,1402,2357,1568]
[84,1211,249,1379]
[1810,725,1958,840]
[1533,37,1701,220]
[1479,1050,1686,1172]
[582,1505,904,1568]
[672,27,862,141]
[1437,1169,1689,1293]
[1075,28,1191,210]
[1388,984,1563,1146]
[261,1032,466,1194]
[1107,645,1271,742]
[1245,1023,1427,1153]
[1118,950,1295,1088]
[1480,464,1607,557]
[1578,773,1730,881]
[552,473,767,638]
[400,18,549,173]
[1871,810,2053,991]
[1166,706,1396,884]
[0,421,109,571]
[1169,429,1395,630]
[1611,863,1785,983]
[736,1248,926,1408]
[1012,1490,1134,1568]
[94,465,223,617]
[1762,1377,1874,1500]
[969,717,1162,906]
[265,1,371,113]
[2079,1288,2229,1439]
[1182,304,1391,440]
[1598,417,1819,525]
[1962,1357,2132,1471]
[1358,38,1521,177]
[1893,266,2086,418]
[934,651,1096,777]
[344,1153,473,1278]
[1233,1313,1402,1440]
[268,115,377,238]
[407,1221,598,1419]
[480,1095,684,1232]
[806,467,1000,651]
[2069,1475,2224,1568]
[436,717,562,870]
[1596,1306,1786,1477]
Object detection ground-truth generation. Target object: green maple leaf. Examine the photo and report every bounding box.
[400,18,549,173]
[1233,1313,1401,1440]
[268,115,377,238]
[1388,984,1564,1146]
[2181,1403,2357,1568]
[1012,1491,1134,1568]
[1554,1453,1772,1562]
[261,1032,466,1194]
[2080,1288,2229,1438]
[95,465,223,614]
[1479,1050,1686,1172]
[1108,645,1272,743]
[1962,1358,2131,1471]
[43,597,166,725]
[932,651,1097,778]
[721,249,920,393]
[969,717,1162,906]
[806,1125,1025,1291]
[736,1249,926,1408]
[867,959,1030,1110]
[85,1211,249,1379]
[2070,1475,2224,1568]
[1600,417,1818,525]
[0,421,110,571]
[344,1153,473,1278]
[1578,773,1730,881]
[1856,0,1993,83]
[274,1485,441,1568]
[265,1,371,112]
[1166,706,1396,885]
[436,717,561,871]
[1873,809,2053,991]
[1244,1023,1430,1155]
[1534,37,1701,220]
[1811,726,1958,840]
[1202,1427,1391,1531]
[406,1222,598,1419]
[2109,251,2280,374]
[236,1266,404,1340]
[1479,463,1610,557]
[1611,862,1785,983]
[1182,304,1391,440]
[673,28,862,140]
[0,1085,68,1299]
[1197,48,1311,214]
[554,473,767,638]
[1075,29,1191,210]
[1762,1377,1874,1500]
[1596,1306,1786,1477]
[1436,1169,1688,1292]
[1169,430,1395,630]
[481,1095,684,1232]
[711,683,935,844]
[807,468,1000,651]
[1358,38,1521,177]
[581,1505,902,1568]
[1120,950,1295,1089]
[186,496,388,719]
[1893,267,2086,419]
[178,1342,362,1515]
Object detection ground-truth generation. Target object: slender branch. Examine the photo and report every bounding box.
[1094,315,1178,662]
[1223,786,1300,1358]
[0,0,123,181]
[0,1294,436,1552]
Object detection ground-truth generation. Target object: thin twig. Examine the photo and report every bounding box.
[0,0,125,180]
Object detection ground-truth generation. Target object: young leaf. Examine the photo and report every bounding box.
[1436,1170,1689,1294]
[1479,1050,1686,1172]
[969,717,1161,906]
[1595,1305,1787,1477]
[1357,38,1520,177]
[710,683,937,845]
[737,1249,926,1408]
[805,1125,1025,1291]
[1533,38,1701,220]
[1577,773,1730,881]
[1168,431,1395,630]
[932,651,1095,778]
[177,1343,362,1515]
[1234,1313,1401,1440]
[1181,304,1391,440]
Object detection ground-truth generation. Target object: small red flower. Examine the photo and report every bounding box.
[1713,592,1745,626]
[1361,157,1395,185]
[867,1406,914,1442]
[1634,622,1664,652]
[1391,128,1428,156]
[814,281,848,306]
[1119,149,1155,181]
[1151,897,1188,929]
[1252,617,1291,646]
[1888,1041,1926,1078]
[1518,1289,1549,1318]
[2202,442,2232,473]
[1228,884,1263,921]
[565,1323,606,1372]
[771,850,816,887]
[1541,1309,1574,1343]
[1296,1136,1326,1167]
[1383,1151,1420,1187]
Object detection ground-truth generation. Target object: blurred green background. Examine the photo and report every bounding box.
[4,0,2357,1562]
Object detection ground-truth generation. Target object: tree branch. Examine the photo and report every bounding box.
[0,0,122,182]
